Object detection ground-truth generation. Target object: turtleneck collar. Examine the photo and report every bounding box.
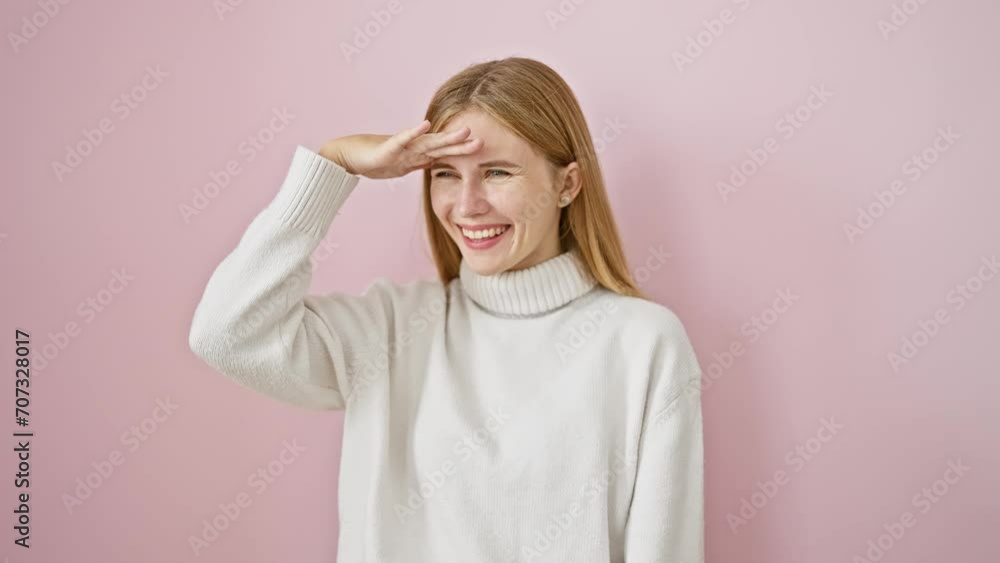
[458,249,598,318]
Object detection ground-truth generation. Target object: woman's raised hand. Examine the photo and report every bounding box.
[318,120,483,179]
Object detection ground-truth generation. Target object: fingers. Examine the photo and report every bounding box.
[410,124,475,154]
[387,120,431,152]
[389,120,469,155]
[391,120,482,163]
[424,137,483,159]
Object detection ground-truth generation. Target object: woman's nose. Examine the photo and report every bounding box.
[456,180,489,216]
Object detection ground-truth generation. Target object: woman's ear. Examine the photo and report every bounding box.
[557,161,583,204]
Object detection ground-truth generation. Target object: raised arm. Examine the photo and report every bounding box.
[188,121,487,411]
[188,145,391,410]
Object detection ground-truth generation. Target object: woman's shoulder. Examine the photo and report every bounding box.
[584,289,701,403]
[362,275,446,302]
[355,275,449,319]
[587,287,693,341]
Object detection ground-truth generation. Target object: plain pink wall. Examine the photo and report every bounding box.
[3,0,998,561]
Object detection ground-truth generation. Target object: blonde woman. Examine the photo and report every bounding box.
[189,57,703,563]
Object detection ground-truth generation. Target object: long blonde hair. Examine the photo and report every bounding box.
[421,57,646,300]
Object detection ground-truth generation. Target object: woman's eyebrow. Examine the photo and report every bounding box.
[478,160,521,168]
[430,160,521,170]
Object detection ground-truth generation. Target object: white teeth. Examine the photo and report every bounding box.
[462,225,508,240]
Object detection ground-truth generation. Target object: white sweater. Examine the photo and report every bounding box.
[188,145,705,563]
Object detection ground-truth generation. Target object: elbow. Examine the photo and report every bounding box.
[188,319,254,388]
[188,324,208,360]
[187,315,230,365]
[188,325,213,365]
[188,309,208,355]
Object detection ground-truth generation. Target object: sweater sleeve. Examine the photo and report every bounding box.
[623,313,704,563]
[188,144,391,411]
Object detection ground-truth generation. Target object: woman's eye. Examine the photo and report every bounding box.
[433,170,509,179]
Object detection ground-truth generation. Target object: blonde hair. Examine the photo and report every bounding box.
[421,56,647,300]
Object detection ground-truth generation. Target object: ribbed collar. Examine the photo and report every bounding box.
[459,249,598,318]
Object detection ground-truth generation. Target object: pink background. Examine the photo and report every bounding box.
[3,0,998,561]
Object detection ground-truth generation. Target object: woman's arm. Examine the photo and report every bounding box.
[188,122,485,411]
[623,313,705,562]
[188,145,390,411]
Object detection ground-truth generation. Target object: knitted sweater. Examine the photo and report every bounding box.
[188,145,704,563]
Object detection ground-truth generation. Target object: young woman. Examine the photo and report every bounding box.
[189,57,703,563]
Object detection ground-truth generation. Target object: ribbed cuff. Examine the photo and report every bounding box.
[269,145,361,238]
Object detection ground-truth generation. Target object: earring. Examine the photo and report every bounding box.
[559,195,570,207]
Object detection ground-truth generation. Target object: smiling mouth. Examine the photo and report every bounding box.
[459,224,510,240]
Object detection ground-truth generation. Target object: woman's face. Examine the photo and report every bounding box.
[429,109,579,275]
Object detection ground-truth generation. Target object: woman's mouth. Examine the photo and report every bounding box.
[459,224,511,250]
